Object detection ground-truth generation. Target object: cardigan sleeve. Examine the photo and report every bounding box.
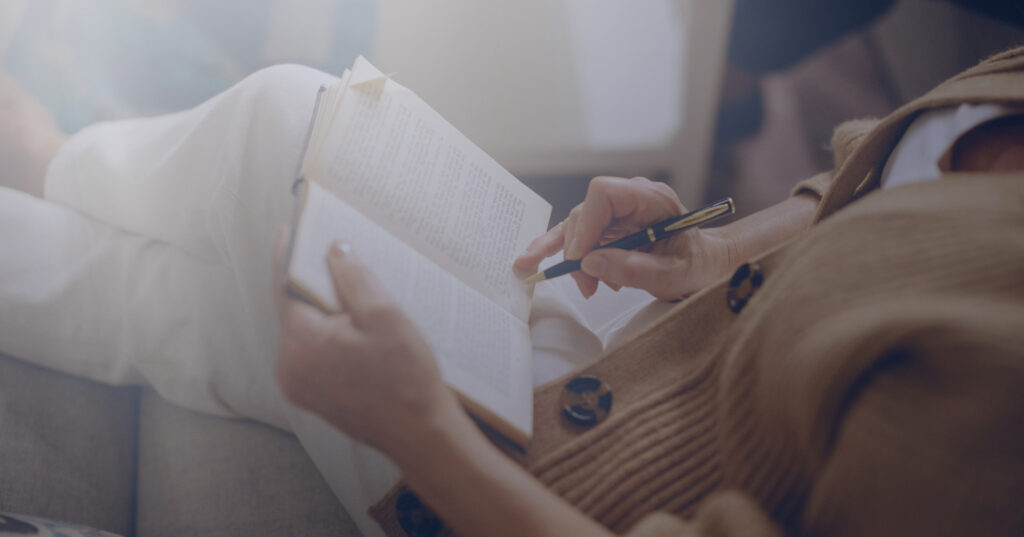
[789,171,833,200]
[624,303,1024,537]
[789,117,882,201]
[623,492,783,537]
[791,301,1024,537]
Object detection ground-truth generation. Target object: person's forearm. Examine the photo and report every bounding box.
[710,193,819,268]
[389,409,613,537]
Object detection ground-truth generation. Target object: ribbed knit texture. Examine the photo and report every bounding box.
[370,48,1024,537]
[529,354,721,530]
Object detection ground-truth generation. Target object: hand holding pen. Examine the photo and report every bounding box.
[514,176,739,302]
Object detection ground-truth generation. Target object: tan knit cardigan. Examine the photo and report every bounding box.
[372,48,1024,537]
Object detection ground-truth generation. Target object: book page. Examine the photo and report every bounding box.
[303,57,550,323]
[288,183,532,441]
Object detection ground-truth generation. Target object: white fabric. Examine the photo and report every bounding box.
[0,64,659,537]
[880,103,1024,190]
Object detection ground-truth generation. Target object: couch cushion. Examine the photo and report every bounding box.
[135,390,360,537]
[0,354,137,536]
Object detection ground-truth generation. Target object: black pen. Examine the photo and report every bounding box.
[524,198,735,284]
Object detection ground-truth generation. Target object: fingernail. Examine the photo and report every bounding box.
[566,238,581,260]
[581,254,606,278]
[330,241,352,257]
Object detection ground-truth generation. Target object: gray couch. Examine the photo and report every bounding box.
[0,353,362,536]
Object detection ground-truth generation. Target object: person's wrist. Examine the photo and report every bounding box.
[380,392,480,469]
[700,227,741,280]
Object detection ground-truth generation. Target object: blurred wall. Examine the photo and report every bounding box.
[0,0,374,131]
[1,0,731,206]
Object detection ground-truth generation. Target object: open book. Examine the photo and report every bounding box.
[286,57,551,445]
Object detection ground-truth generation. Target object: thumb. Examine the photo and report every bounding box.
[325,242,396,327]
[580,249,685,301]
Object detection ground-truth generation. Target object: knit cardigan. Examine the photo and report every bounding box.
[371,48,1024,537]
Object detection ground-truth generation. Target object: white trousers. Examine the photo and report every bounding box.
[0,65,668,537]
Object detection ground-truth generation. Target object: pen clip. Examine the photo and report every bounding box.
[663,198,735,232]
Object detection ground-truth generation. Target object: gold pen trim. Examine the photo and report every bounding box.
[524,272,547,285]
[663,198,735,232]
[646,228,657,243]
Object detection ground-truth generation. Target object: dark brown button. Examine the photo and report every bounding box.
[396,491,443,537]
[727,262,763,313]
[561,375,613,427]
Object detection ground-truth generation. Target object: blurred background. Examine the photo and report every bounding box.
[2,0,1023,223]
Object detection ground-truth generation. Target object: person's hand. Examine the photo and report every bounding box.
[514,176,736,301]
[0,71,66,197]
[273,234,465,456]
